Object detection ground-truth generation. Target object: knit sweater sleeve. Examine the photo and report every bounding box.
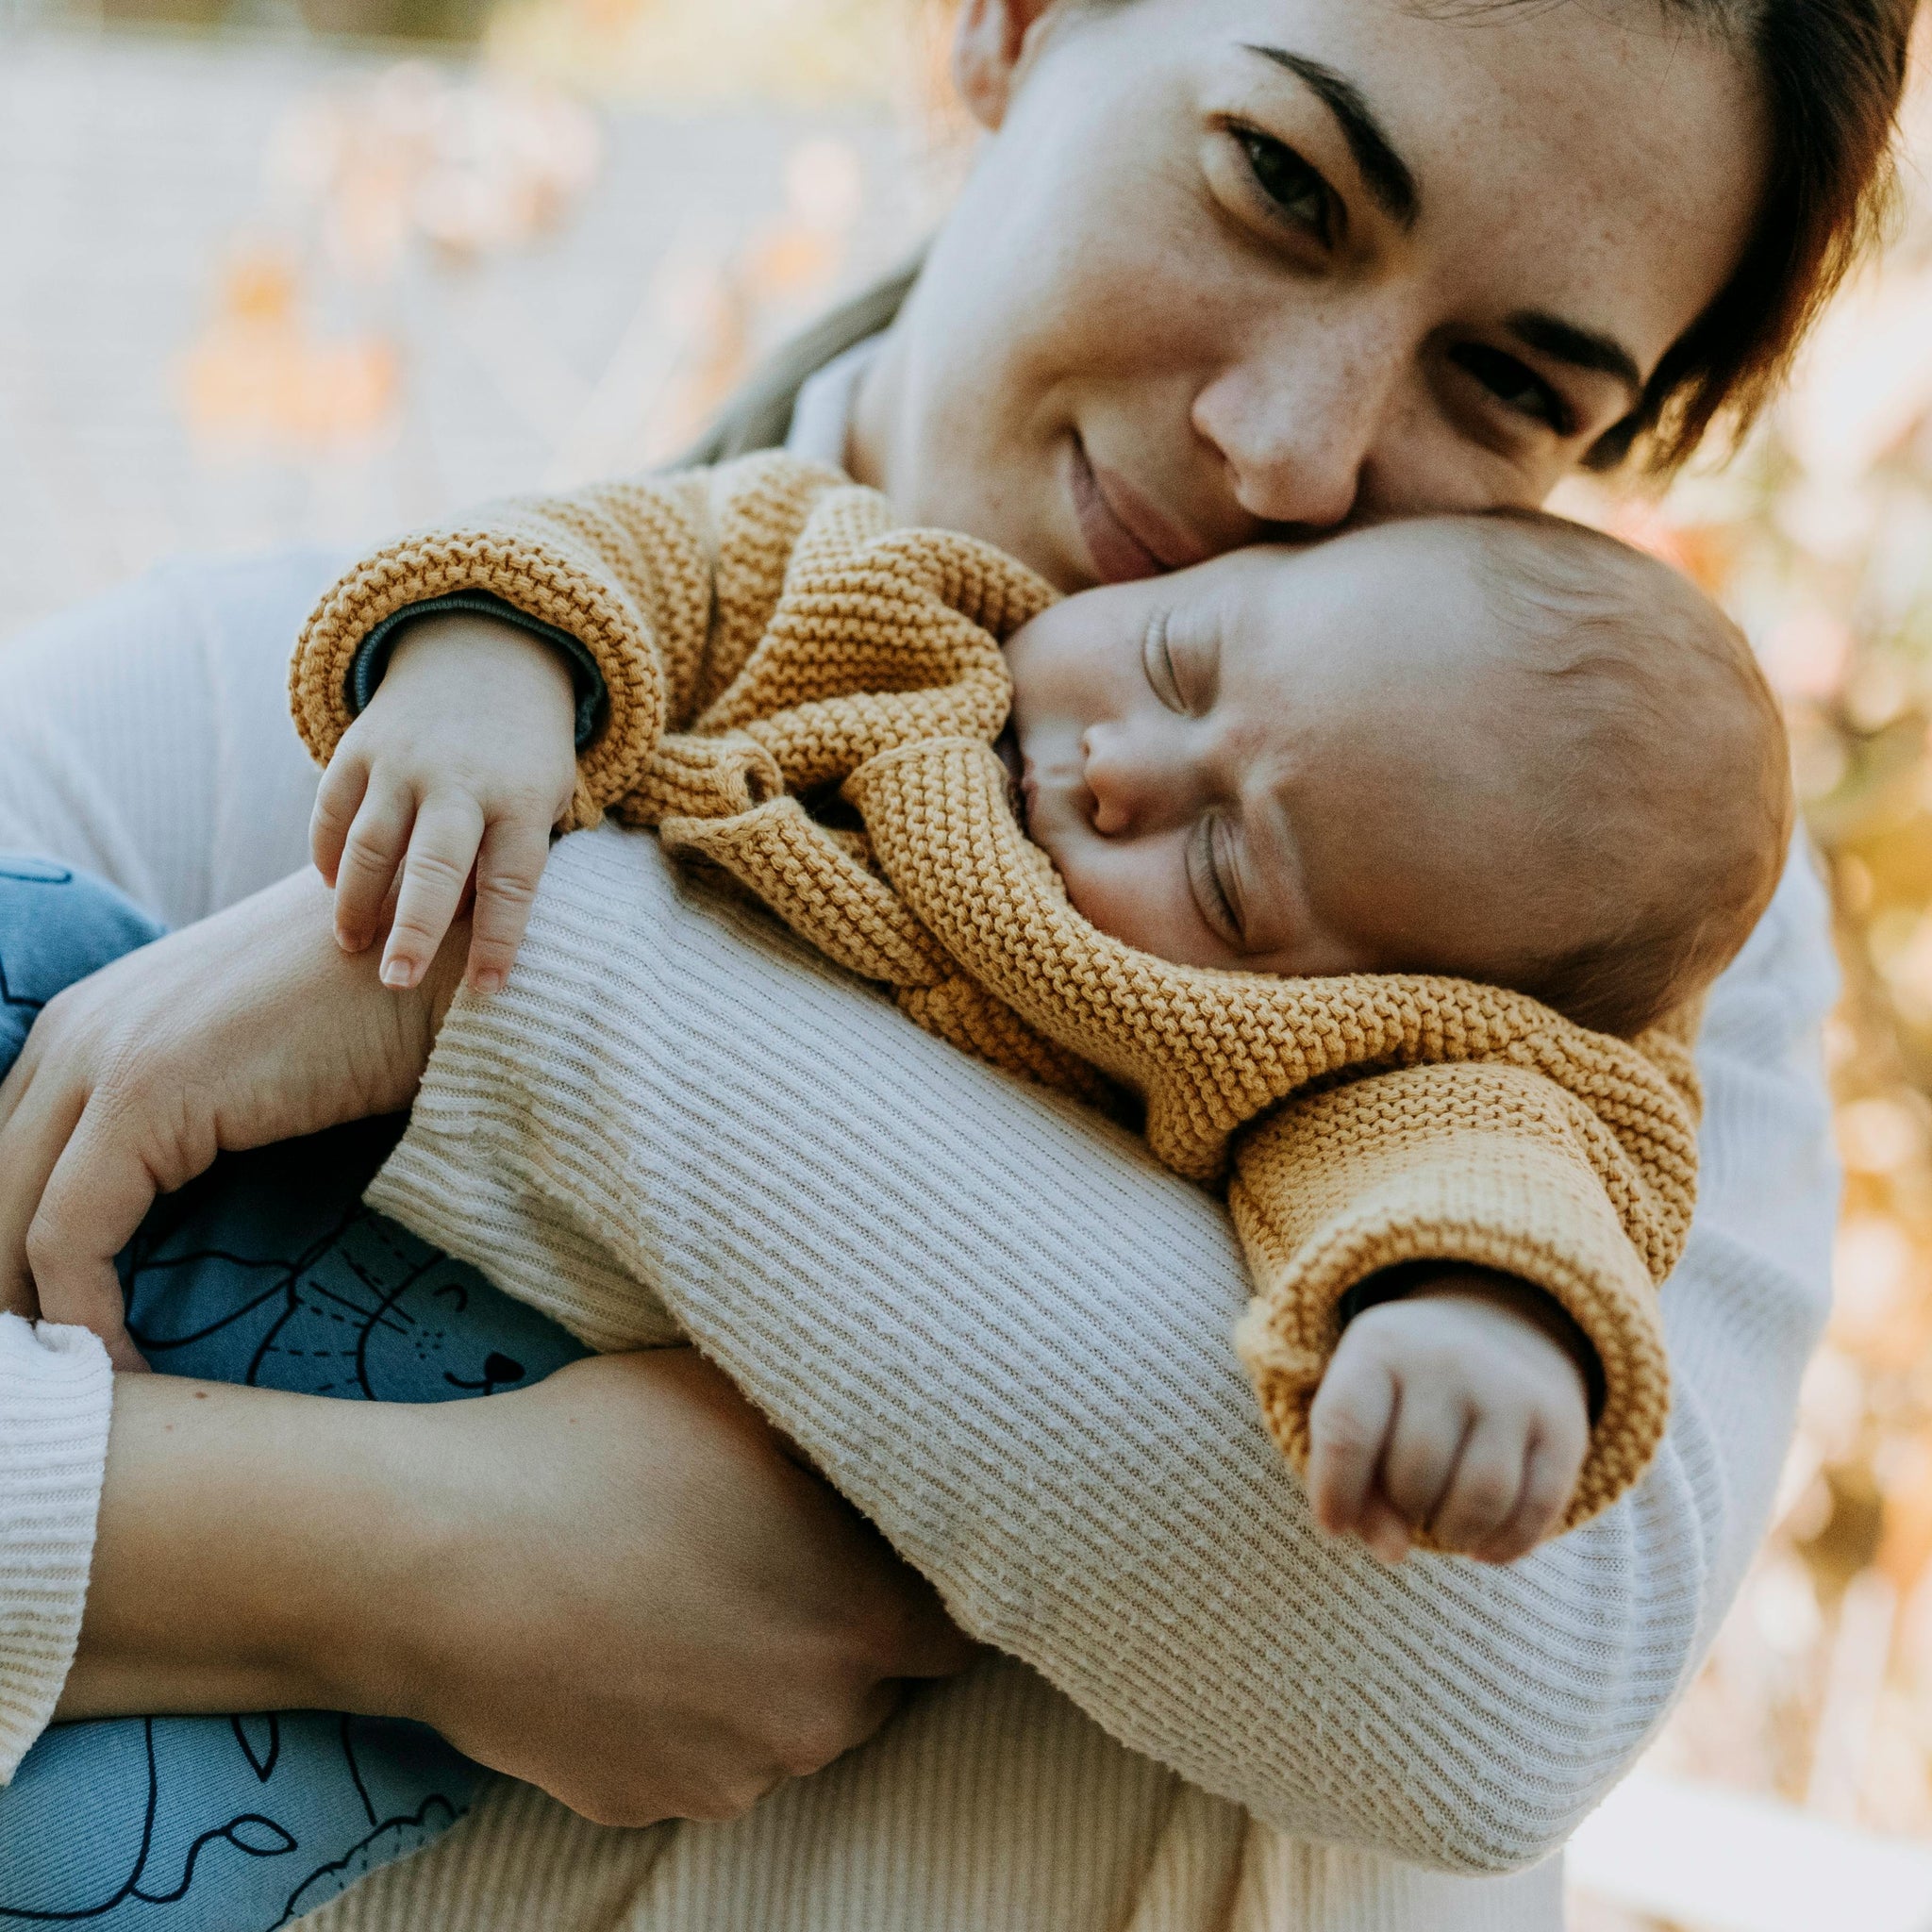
[288,457,858,831]
[1229,1047,1685,1536]
[369,824,1837,1873]
[289,470,720,831]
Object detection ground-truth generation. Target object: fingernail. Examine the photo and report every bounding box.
[474,971,504,996]
[381,958,415,989]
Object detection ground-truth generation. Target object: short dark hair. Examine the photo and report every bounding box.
[1574,0,1918,473]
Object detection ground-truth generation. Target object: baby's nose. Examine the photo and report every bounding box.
[1083,726,1178,837]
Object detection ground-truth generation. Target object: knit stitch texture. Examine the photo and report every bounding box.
[294,454,1696,1531]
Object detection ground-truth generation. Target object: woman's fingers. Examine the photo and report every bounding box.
[25,1095,194,1366]
[0,1051,89,1318]
[1,873,453,1351]
[465,811,552,994]
[0,1043,155,1365]
[382,795,486,991]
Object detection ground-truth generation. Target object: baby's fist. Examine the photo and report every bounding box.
[1306,1274,1591,1566]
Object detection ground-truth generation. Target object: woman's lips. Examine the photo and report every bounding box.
[1068,438,1208,586]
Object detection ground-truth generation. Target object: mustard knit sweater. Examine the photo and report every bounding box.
[291,453,1696,1534]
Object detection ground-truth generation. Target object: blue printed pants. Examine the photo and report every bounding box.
[0,858,591,1929]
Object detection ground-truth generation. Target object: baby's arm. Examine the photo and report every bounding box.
[1308,1273,1592,1565]
[291,455,851,994]
[309,613,578,994]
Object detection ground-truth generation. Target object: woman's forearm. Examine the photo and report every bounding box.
[54,1353,969,1828]
[58,1373,431,1721]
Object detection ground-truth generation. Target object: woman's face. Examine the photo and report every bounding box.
[851,0,1767,594]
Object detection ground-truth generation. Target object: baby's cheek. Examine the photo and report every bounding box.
[1056,840,1205,964]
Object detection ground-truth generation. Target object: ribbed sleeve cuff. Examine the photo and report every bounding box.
[0,1314,114,1782]
[350,592,608,751]
[290,526,670,830]
[1231,1069,1674,1539]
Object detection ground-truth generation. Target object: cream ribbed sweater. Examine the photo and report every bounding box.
[0,543,1840,1929]
[290,454,1694,1535]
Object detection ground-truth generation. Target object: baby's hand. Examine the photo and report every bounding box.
[1306,1274,1591,1566]
[310,613,579,994]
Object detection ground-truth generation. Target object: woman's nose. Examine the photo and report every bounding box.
[1191,311,1407,535]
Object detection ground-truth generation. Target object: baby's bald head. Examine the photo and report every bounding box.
[1003,510,1791,1037]
[1439,514,1790,1034]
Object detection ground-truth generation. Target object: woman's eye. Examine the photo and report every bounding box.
[1449,343,1574,435]
[1141,609,1187,712]
[1233,129,1336,244]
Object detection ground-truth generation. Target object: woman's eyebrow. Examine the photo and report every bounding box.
[1505,310,1644,401]
[1241,45,1419,231]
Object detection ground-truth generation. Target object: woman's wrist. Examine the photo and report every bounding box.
[57,1373,441,1722]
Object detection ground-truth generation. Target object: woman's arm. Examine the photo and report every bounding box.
[0,558,978,1818]
[371,823,1837,1873]
[58,1351,971,1825]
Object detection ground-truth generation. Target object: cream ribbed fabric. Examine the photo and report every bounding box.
[358,820,1837,1873]
[0,1316,113,1779]
[0,540,1840,1930]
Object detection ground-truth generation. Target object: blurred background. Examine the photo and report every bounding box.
[2,2,1930,1924]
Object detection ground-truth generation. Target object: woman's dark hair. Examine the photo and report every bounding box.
[1586,0,1918,472]
[691,0,1919,475]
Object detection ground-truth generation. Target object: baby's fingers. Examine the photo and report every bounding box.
[1380,1384,1469,1533]
[310,754,372,888]
[465,810,554,995]
[1473,1428,1587,1565]
[1426,1416,1530,1556]
[335,780,418,955]
[383,795,486,991]
[1307,1347,1396,1539]
[1358,1491,1412,1567]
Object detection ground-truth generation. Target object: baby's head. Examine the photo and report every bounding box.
[1002,513,1791,1037]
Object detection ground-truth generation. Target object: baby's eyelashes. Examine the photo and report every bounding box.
[1141,609,1187,712]
[1187,813,1244,947]
[1141,606,1225,719]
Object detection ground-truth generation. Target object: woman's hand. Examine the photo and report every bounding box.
[395,1350,976,1823]
[0,867,459,1366]
[64,1350,975,1826]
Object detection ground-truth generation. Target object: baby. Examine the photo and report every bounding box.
[261,457,1786,1568]
[30,458,1784,1568]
